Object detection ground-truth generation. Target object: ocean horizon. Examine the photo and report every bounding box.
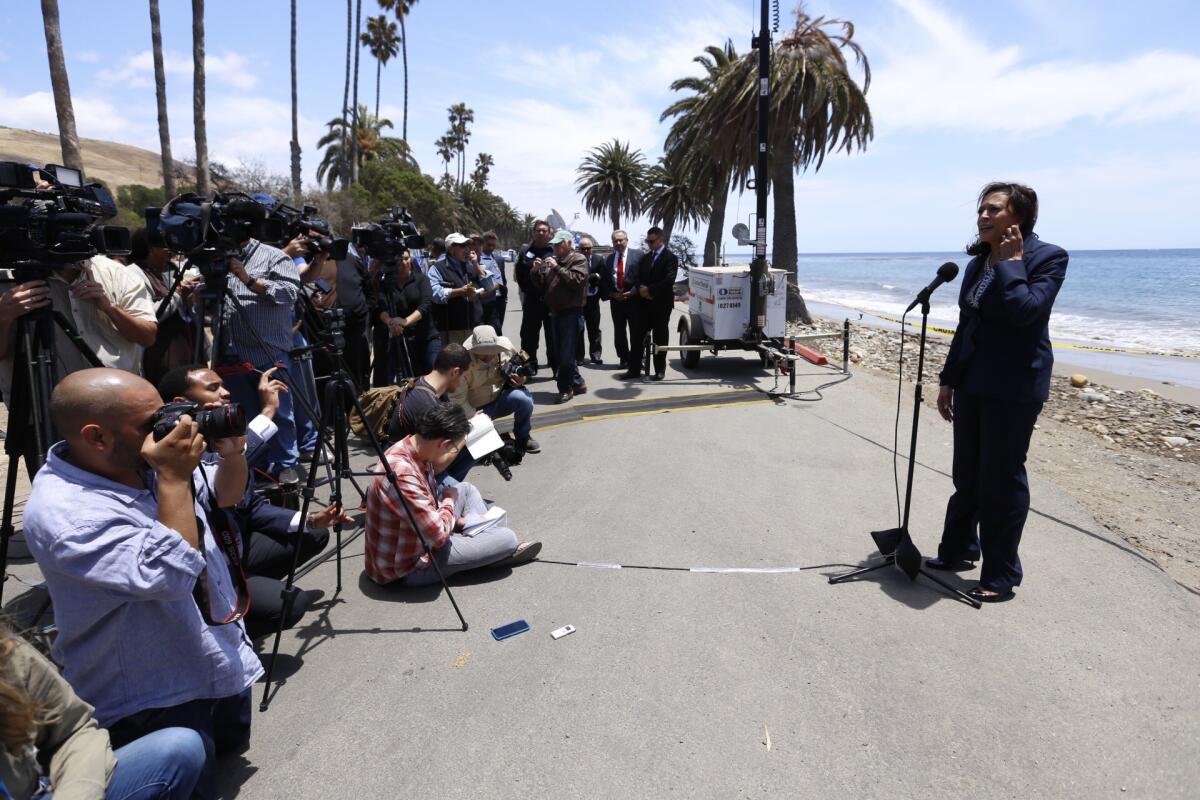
[723,248,1200,355]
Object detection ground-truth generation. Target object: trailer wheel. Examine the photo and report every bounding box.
[678,321,701,369]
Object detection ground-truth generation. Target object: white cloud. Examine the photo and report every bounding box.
[0,85,132,141]
[97,49,258,91]
[870,0,1200,135]
[75,50,100,63]
[437,0,748,233]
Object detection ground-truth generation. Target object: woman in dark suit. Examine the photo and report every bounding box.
[928,182,1068,602]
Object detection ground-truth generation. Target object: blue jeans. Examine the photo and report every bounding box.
[107,690,252,800]
[481,387,534,441]
[290,332,321,454]
[107,727,207,800]
[440,447,476,483]
[227,353,299,474]
[551,311,586,393]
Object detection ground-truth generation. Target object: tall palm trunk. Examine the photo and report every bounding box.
[702,170,729,266]
[610,201,619,231]
[40,0,83,171]
[374,59,381,119]
[349,0,363,185]
[191,0,210,194]
[399,14,409,142]
[340,0,351,190]
[149,0,174,196]
[770,157,809,322]
[289,0,301,202]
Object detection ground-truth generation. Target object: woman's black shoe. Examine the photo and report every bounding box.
[968,586,1015,603]
[925,557,977,571]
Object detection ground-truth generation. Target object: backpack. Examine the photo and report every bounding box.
[350,384,406,441]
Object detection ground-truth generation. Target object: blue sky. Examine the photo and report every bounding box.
[1,0,1198,252]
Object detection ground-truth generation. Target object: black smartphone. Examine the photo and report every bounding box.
[490,619,530,641]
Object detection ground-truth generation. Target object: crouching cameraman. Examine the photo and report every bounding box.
[23,368,262,800]
[453,325,540,454]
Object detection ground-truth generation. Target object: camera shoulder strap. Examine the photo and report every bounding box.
[193,504,252,626]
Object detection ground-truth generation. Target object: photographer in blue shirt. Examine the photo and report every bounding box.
[23,368,262,800]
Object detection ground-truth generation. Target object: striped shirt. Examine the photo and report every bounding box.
[222,239,302,364]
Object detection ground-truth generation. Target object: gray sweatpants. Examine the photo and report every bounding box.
[401,482,519,586]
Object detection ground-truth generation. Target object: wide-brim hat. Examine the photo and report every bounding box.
[463,324,513,355]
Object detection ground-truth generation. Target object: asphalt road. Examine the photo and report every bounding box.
[6,297,1197,799]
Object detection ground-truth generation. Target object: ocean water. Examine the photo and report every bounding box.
[729,249,1200,354]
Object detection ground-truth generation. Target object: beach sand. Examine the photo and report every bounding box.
[791,311,1200,594]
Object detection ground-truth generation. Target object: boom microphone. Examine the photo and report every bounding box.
[905,261,959,313]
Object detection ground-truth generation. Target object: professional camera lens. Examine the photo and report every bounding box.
[196,403,247,440]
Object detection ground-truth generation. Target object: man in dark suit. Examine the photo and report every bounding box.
[621,227,678,381]
[514,220,557,375]
[601,229,644,368]
[577,236,605,364]
[930,182,1068,603]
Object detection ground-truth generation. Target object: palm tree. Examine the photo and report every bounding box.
[191,0,210,194]
[361,15,400,119]
[288,0,301,202]
[40,0,83,171]
[435,135,455,181]
[644,154,711,241]
[378,0,418,142]
[340,0,352,189]
[148,0,175,196]
[349,0,364,184]
[574,140,647,231]
[446,103,474,186]
[316,105,418,190]
[684,9,872,319]
[470,152,494,189]
[660,41,740,266]
[521,213,537,240]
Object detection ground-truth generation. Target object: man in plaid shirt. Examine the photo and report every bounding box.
[364,402,542,585]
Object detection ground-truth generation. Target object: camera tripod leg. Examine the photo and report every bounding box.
[827,556,895,584]
[917,568,984,609]
[0,457,24,606]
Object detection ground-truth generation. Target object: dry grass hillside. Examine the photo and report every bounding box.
[0,125,170,188]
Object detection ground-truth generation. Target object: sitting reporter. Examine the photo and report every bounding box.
[371,247,439,386]
[365,401,541,586]
[453,325,540,454]
[388,343,473,481]
[22,368,261,799]
[0,623,205,800]
[155,362,344,639]
[156,363,289,472]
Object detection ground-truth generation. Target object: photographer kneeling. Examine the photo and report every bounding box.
[365,401,541,586]
[23,368,262,800]
[157,363,349,640]
[452,325,540,454]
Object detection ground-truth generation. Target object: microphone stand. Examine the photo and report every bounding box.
[828,291,982,608]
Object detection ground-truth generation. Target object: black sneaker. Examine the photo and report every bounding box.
[557,390,573,404]
[516,436,541,454]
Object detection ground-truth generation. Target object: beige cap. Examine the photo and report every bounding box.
[445,232,470,246]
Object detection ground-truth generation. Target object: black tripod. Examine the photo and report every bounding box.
[258,318,468,711]
[1,284,102,605]
[827,295,982,609]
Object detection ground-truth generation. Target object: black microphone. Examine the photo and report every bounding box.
[905,261,959,313]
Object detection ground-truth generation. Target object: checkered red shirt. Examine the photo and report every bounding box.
[364,438,456,584]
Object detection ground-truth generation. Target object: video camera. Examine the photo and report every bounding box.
[499,350,534,387]
[270,202,350,261]
[351,207,426,260]
[0,162,130,271]
[146,192,272,274]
